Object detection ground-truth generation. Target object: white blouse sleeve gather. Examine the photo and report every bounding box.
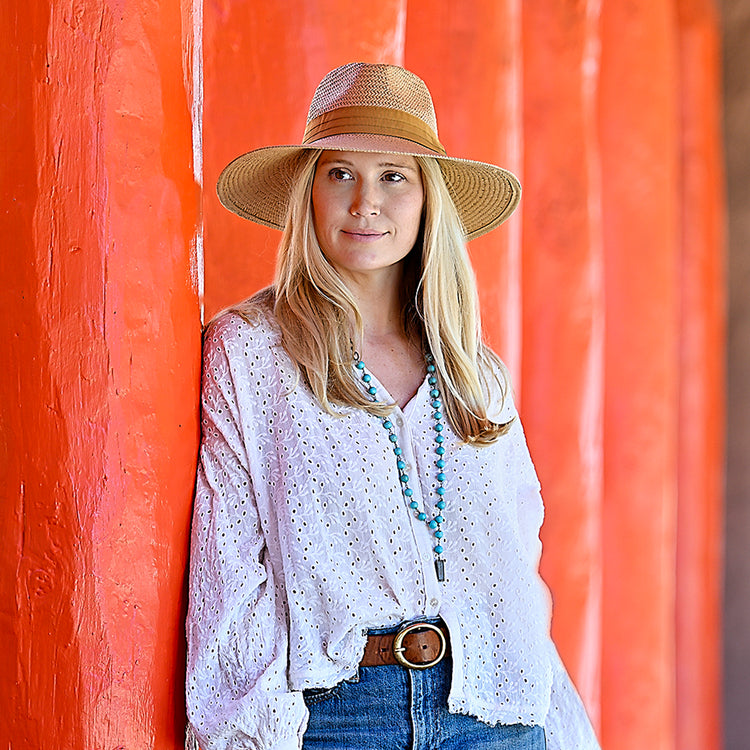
[185,316,307,750]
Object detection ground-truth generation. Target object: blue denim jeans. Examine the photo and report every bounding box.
[302,627,546,750]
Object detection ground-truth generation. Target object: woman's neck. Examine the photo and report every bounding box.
[346,270,407,341]
[344,273,425,409]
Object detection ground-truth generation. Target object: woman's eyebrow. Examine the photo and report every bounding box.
[319,157,418,171]
[378,161,419,171]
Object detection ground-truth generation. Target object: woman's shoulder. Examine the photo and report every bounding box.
[200,289,296,400]
[203,288,281,352]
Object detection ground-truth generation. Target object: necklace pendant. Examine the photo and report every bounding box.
[434,558,446,582]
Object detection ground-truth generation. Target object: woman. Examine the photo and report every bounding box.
[186,62,600,750]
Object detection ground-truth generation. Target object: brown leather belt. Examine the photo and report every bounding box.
[361,621,450,670]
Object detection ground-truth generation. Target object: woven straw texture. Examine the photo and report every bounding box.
[307,64,439,134]
[217,63,521,241]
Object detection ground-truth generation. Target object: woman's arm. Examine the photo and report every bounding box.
[491,367,600,750]
[186,323,307,750]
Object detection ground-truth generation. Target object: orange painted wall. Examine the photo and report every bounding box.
[202,3,724,750]
[598,3,681,747]
[675,3,725,749]
[520,0,604,723]
[0,0,201,747]
[1,0,724,747]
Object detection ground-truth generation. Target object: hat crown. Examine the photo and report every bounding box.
[306,63,439,137]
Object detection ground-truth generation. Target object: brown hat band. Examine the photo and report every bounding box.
[302,106,447,156]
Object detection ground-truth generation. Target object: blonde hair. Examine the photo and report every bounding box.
[233,150,510,444]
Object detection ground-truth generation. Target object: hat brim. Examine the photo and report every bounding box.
[216,134,521,242]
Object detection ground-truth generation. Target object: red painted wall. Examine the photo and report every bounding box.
[598,4,681,747]
[0,0,202,746]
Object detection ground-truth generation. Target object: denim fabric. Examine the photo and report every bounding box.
[302,627,546,750]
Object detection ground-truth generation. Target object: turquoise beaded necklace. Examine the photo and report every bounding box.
[354,352,447,582]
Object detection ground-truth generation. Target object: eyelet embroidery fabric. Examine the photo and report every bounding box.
[186,311,600,750]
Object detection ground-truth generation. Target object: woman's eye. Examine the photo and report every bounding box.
[329,168,353,181]
[383,172,405,183]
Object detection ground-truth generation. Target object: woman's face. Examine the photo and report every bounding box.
[311,150,424,284]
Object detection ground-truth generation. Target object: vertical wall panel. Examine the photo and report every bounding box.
[675,2,725,749]
[520,0,603,726]
[404,0,523,370]
[0,5,83,744]
[200,4,726,749]
[598,3,681,749]
[0,0,201,746]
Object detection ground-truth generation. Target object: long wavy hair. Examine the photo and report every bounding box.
[233,149,511,444]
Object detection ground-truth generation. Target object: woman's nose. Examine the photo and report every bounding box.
[350,180,380,216]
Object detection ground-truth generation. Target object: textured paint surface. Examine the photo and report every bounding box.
[202,4,724,750]
[1,0,726,747]
[675,4,725,749]
[200,3,725,750]
[403,0,524,376]
[0,0,201,747]
[598,3,681,748]
[520,0,604,725]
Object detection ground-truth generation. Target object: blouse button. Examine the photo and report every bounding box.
[429,598,439,608]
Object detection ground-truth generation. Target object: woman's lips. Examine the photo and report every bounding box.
[341,230,387,240]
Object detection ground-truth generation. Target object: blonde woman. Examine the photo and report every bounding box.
[186,62,600,750]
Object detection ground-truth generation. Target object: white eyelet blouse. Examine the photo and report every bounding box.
[186,310,600,750]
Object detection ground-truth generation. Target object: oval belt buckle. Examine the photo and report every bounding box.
[392,622,447,670]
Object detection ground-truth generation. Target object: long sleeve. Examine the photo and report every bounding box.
[544,640,600,750]
[499,384,601,749]
[185,329,307,750]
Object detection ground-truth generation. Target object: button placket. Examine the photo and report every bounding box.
[389,407,427,513]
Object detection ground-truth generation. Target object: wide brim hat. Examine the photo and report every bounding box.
[217,63,521,242]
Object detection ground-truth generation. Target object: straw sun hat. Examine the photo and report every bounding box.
[217,62,521,241]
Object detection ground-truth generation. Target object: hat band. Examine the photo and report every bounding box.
[302,106,447,156]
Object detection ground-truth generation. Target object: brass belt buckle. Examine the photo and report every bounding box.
[392,622,447,670]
